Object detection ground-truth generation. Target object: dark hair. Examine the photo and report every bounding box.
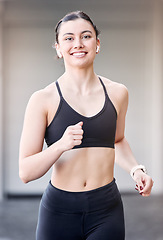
[55,11,100,43]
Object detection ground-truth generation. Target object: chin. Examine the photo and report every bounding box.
[68,57,95,69]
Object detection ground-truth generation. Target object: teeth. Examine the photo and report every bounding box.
[72,52,86,57]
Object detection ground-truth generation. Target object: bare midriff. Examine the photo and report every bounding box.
[51,147,115,192]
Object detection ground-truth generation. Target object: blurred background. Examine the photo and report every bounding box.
[0,0,163,239]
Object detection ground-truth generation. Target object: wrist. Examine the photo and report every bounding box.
[56,138,73,153]
[55,139,67,153]
[130,165,147,179]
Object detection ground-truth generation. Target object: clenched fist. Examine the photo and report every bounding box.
[59,122,84,151]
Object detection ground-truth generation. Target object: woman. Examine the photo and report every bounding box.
[19,11,153,240]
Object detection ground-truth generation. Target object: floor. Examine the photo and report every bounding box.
[0,193,163,240]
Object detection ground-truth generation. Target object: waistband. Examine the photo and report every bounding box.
[41,178,121,213]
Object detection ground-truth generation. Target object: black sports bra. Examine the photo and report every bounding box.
[45,77,117,149]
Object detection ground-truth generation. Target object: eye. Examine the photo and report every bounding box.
[82,35,91,39]
[65,37,73,41]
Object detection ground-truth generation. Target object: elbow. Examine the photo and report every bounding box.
[21,179,29,184]
[19,158,30,184]
[115,136,126,145]
[19,173,29,184]
[19,169,30,184]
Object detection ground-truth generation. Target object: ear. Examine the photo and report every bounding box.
[55,42,63,58]
[96,39,100,54]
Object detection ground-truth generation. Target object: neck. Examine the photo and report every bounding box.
[62,65,97,91]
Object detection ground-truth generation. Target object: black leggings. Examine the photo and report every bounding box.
[36,178,125,240]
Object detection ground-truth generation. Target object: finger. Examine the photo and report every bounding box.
[74,139,82,146]
[140,180,153,195]
[74,121,83,128]
[136,179,144,192]
[78,121,83,127]
[141,185,149,194]
[69,122,83,130]
[141,192,151,197]
[73,134,83,140]
[72,129,84,135]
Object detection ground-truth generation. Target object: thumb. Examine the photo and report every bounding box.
[76,121,83,127]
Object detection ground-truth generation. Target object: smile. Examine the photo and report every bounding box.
[71,52,87,57]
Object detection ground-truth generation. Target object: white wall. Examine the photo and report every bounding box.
[0,3,4,200]
[150,0,163,193]
[1,0,163,196]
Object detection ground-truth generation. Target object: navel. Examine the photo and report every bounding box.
[83,181,87,187]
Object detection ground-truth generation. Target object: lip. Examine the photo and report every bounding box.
[70,51,88,57]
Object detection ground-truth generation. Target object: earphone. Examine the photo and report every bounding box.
[52,43,63,58]
[96,46,100,53]
[57,52,63,58]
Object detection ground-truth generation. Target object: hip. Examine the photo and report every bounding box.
[40,178,122,214]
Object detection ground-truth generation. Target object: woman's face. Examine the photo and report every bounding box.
[55,18,100,69]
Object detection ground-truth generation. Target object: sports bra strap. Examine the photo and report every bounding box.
[98,77,108,98]
[56,77,108,99]
[56,81,63,98]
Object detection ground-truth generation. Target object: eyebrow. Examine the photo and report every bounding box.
[63,30,93,36]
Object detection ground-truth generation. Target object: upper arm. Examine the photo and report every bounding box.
[19,91,47,161]
[115,85,129,143]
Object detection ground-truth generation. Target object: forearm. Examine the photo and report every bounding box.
[115,137,138,173]
[19,140,63,183]
[19,122,83,184]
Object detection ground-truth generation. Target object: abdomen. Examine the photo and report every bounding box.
[51,147,115,191]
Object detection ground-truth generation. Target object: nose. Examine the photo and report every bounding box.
[74,37,84,49]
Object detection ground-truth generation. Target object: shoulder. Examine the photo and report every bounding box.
[27,82,58,109]
[100,76,128,96]
[25,82,59,120]
[99,75,129,114]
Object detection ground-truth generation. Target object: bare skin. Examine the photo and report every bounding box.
[19,18,153,196]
